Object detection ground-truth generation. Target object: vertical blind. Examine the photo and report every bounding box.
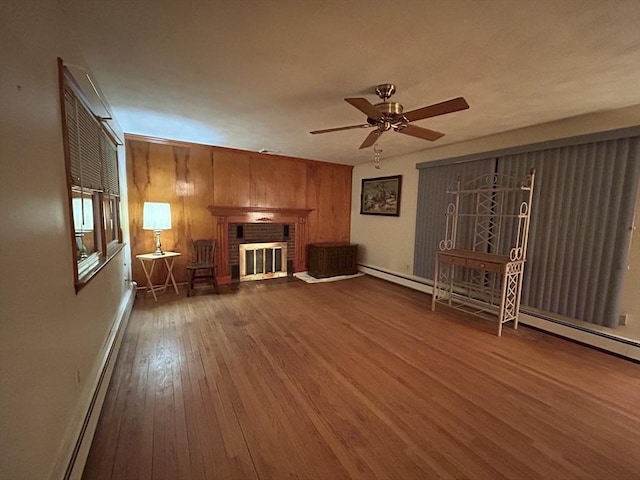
[497,137,639,327]
[414,158,496,279]
[414,130,640,328]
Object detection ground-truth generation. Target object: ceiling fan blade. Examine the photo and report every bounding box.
[310,123,372,134]
[359,129,383,149]
[403,97,469,123]
[345,98,382,119]
[396,124,444,141]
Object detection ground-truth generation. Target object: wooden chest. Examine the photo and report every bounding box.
[307,243,358,278]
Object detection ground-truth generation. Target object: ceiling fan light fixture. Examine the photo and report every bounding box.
[309,83,468,150]
[374,102,403,117]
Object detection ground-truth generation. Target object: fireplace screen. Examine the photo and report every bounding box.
[239,242,288,281]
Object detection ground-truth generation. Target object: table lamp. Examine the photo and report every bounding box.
[143,202,172,255]
[72,197,94,259]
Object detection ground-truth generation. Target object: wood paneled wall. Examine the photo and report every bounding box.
[126,136,353,286]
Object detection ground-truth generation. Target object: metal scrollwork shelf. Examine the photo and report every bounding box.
[431,169,535,336]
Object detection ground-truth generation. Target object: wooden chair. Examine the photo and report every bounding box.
[187,239,219,297]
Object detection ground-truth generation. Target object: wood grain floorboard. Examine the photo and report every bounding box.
[83,275,640,480]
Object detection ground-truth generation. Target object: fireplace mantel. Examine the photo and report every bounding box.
[208,205,314,283]
[208,205,313,223]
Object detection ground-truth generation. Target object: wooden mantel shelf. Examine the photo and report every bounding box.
[208,205,314,221]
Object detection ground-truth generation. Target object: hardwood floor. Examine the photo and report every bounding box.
[83,275,640,480]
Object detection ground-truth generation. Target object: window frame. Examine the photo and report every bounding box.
[58,58,124,292]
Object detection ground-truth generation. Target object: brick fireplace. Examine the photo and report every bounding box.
[208,206,313,284]
[229,223,295,281]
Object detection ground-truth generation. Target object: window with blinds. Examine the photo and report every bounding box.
[59,58,123,290]
[414,128,640,330]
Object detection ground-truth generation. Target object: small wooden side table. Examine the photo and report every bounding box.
[136,251,181,302]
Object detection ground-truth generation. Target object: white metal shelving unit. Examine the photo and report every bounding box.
[431,169,535,336]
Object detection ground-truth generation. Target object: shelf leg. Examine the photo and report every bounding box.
[432,255,439,311]
[498,271,508,337]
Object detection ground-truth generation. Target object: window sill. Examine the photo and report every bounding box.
[75,242,125,293]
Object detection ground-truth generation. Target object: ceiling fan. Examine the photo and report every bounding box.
[310,83,469,149]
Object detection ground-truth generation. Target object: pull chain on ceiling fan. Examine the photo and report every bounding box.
[310,83,469,149]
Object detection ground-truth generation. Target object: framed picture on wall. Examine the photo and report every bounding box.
[360,175,402,216]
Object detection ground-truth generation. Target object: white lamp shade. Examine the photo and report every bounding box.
[72,197,94,232]
[143,202,172,230]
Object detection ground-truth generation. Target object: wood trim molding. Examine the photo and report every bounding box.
[209,205,314,281]
[124,133,207,149]
[124,134,355,170]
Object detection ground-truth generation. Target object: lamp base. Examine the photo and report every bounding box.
[153,230,165,255]
[76,233,88,260]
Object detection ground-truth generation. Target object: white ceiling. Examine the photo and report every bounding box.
[60,0,640,165]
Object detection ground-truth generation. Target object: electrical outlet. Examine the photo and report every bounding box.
[619,313,629,326]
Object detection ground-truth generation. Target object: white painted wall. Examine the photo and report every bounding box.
[0,3,132,479]
[352,105,640,343]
